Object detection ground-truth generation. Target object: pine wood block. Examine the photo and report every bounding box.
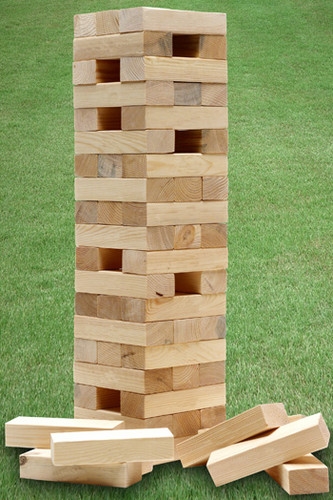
[74,338,97,363]
[174,177,202,202]
[51,428,174,466]
[74,362,173,394]
[74,13,96,38]
[74,31,172,61]
[122,106,228,131]
[147,178,175,202]
[174,316,226,343]
[122,201,228,226]
[174,83,201,106]
[97,154,123,177]
[266,454,329,495]
[75,201,98,223]
[201,223,227,248]
[74,82,145,108]
[19,449,143,488]
[175,270,227,294]
[75,178,146,202]
[201,406,226,429]
[75,130,175,155]
[74,315,174,346]
[97,294,123,320]
[174,225,201,249]
[207,413,330,487]
[5,417,124,449]
[97,201,123,224]
[75,224,174,250]
[173,365,200,390]
[201,84,228,106]
[200,35,227,59]
[120,294,226,322]
[122,153,227,178]
[121,339,226,370]
[97,341,122,367]
[175,129,228,154]
[121,383,225,419]
[76,247,122,271]
[199,361,226,386]
[75,270,175,299]
[75,154,98,177]
[119,7,226,35]
[75,292,97,316]
[121,56,227,84]
[73,60,98,85]
[177,403,288,468]
[172,411,201,437]
[74,384,120,410]
[95,9,119,35]
[122,248,227,275]
[203,176,228,200]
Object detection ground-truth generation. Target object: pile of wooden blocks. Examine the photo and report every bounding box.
[73,6,228,437]
[5,404,330,493]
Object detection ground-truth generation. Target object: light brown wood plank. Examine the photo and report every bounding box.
[75,292,97,317]
[97,341,122,367]
[174,177,202,202]
[74,338,97,363]
[201,83,228,106]
[174,316,226,343]
[199,35,227,59]
[95,10,119,35]
[203,176,228,200]
[174,83,201,105]
[200,406,226,428]
[177,403,288,468]
[75,178,147,201]
[74,13,96,38]
[175,270,227,294]
[207,413,330,487]
[173,365,199,390]
[174,225,201,249]
[75,154,98,177]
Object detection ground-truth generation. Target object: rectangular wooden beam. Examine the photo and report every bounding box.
[206,413,330,486]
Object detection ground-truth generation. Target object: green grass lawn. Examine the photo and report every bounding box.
[1,0,332,498]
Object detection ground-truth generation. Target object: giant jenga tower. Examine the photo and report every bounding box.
[73,7,228,438]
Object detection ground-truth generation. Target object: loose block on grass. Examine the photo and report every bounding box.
[51,428,174,465]
[19,449,144,488]
[206,413,330,487]
[177,403,288,467]
[5,416,124,449]
[265,454,329,495]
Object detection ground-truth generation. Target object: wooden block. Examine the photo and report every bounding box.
[199,35,227,59]
[175,270,227,294]
[119,7,226,35]
[174,177,202,202]
[95,9,119,35]
[97,294,123,320]
[75,178,146,202]
[145,80,174,105]
[74,13,96,38]
[122,153,227,178]
[174,316,226,343]
[122,248,227,274]
[175,129,228,154]
[201,406,226,429]
[75,315,174,346]
[74,82,146,109]
[97,341,122,367]
[97,154,122,177]
[74,362,173,394]
[97,201,123,224]
[51,427,174,466]
[73,60,97,85]
[74,31,172,61]
[121,56,227,83]
[75,292,97,316]
[74,108,98,132]
[74,338,97,363]
[177,403,288,467]
[174,225,201,249]
[203,176,228,200]
[173,365,199,390]
[74,384,120,410]
[266,454,329,495]
[75,224,174,250]
[201,223,227,248]
[172,411,201,437]
[76,247,98,271]
[174,83,201,106]
[5,417,123,449]
[121,384,225,419]
[75,154,98,177]
[147,178,175,202]
[75,270,175,299]
[122,106,228,131]
[75,201,98,224]
[201,83,227,106]
[199,361,226,385]
[121,339,226,370]
[75,129,175,154]
[19,449,143,488]
[122,201,228,226]
[207,413,330,487]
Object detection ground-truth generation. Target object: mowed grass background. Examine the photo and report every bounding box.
[0,0,332,498]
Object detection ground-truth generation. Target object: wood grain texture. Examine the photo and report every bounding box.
[74,13,96,38]
[95,9,119,35]
[207,413,330,486]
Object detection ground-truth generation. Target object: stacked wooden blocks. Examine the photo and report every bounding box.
[73,6,228,437]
